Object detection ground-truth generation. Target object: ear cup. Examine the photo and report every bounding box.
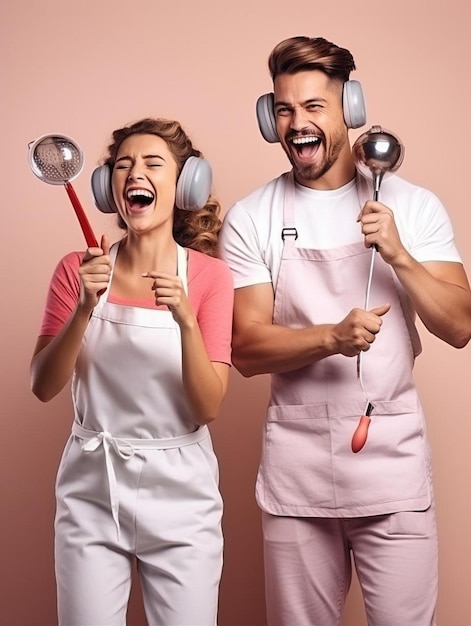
[342,80,367,129]
[91,156,213,214]
[256,93,279,143]
[91,165,117,213]
[175,156,212,211]
[256,80,367,142]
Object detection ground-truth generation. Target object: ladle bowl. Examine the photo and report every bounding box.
[352,126,405,200]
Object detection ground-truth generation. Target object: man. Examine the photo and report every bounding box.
[219,36,471,626]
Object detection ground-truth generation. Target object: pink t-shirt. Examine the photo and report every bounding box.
[39,247,234,365]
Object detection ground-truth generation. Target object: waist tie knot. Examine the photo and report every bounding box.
[71,421,209,541]
[81,430,136,541]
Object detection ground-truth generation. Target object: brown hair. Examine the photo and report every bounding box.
[104,118,222,257]
[268,36,356,84]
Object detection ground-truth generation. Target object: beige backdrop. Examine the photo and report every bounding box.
[2,1,470,625]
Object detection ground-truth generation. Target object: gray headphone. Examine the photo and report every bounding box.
[91,156,213,213]
[256,80,367,143]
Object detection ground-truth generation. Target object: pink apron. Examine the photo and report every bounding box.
[256,173,433,518]
[55,243,223,626]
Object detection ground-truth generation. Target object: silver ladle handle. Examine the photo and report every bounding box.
[351,125,405,452]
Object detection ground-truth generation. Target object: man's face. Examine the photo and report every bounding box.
[273,70,353,189]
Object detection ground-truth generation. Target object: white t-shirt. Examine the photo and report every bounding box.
[220,171,461,290]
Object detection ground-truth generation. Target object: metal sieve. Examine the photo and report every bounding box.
[28,134,98,247]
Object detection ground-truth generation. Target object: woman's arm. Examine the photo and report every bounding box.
[31,307,96,402]
[180,324,230,425]
[144,264,231,425]
[31,236,111,402]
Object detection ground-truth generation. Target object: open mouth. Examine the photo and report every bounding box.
[126,188,155,211]
[290,135,321,159]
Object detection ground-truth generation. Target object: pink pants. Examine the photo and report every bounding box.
[262,504,438,626]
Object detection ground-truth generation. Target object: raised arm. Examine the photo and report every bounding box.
[31,236,111,402]
[360,199,471,348]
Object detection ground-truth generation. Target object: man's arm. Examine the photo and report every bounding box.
[360,199,471,348]
[231,282,390,377]
[393,258,471,348]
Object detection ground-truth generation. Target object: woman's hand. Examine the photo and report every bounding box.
[78,234,111,311]
[143,271,195,328]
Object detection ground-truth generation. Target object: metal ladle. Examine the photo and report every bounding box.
[28,134,98,247]
[350,126,405,453]
[353,125,405,202]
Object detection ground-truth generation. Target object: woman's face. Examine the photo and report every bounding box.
[111,133,179,236]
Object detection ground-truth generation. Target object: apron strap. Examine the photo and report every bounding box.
[93,240,189,316]
[282,170,372,238]
[282,171,297,244]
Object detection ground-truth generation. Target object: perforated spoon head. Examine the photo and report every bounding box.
[28,134,84,185]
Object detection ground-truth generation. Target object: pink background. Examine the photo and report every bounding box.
[2,1,470,624]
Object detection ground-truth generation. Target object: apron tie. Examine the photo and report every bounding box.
[81,431,135,541]
[71,421,210,541]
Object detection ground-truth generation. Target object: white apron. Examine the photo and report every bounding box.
[256,173,433,518]
[55,242,223,626]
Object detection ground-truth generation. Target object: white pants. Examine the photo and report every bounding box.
[55,536,222,626]
[262,504,438,626]
[55,434,223,626]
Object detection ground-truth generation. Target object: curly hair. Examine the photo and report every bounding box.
[268,36,356,84]
[104,118,222,257]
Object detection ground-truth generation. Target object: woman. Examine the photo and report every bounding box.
[31,118,233,626]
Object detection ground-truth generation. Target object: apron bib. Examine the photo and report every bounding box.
[72,242,195,439]
[256,173,432,517]
[56,243,220,540]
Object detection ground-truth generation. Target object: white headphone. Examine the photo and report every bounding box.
[256,80,367,143]
[90,156,213,213]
